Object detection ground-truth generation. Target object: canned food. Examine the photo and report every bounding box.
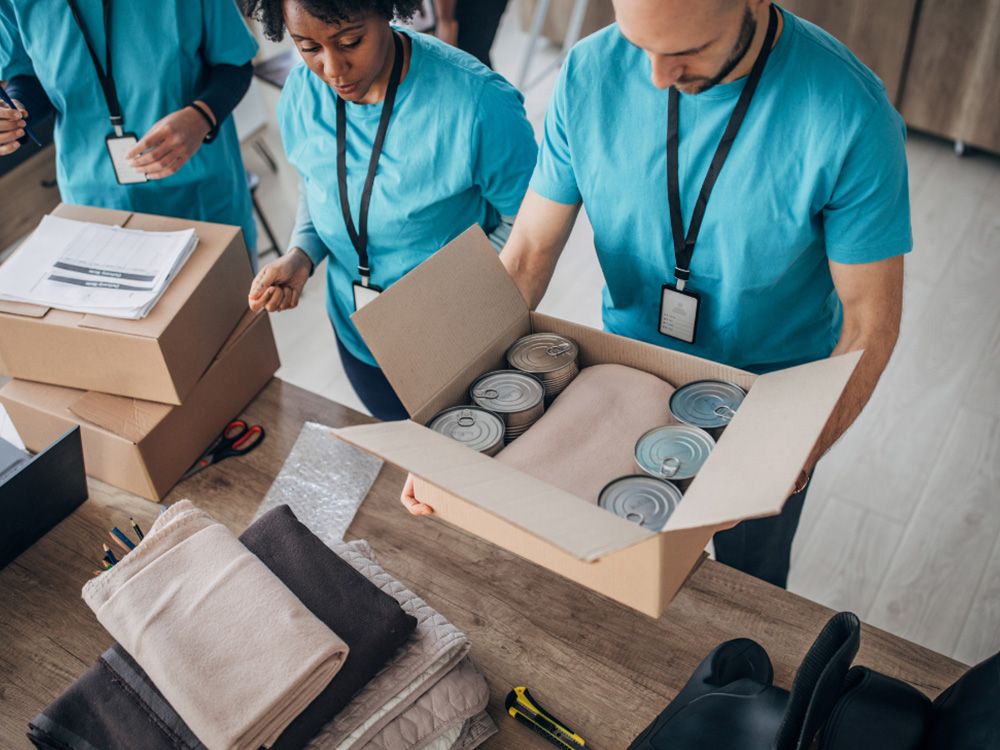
[634,425,716,481]
[669,380,746,430]
[506,333,580,399]
[469,370,545,443]
[598,475,683,531]
[428,406,506,456]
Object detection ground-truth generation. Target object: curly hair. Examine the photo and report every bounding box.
[243,0,425,41]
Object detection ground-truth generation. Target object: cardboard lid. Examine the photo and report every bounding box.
[351,226,529,419]
[334,420,653,561]
[664,350,863,532]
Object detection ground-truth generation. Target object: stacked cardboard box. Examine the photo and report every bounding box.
[0,204,280,501]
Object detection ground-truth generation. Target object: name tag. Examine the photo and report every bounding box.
[659,284,700,344]
[353,281,382,312]
[105,133,147,185]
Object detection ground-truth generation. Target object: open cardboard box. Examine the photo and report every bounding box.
[0,204,252,404]
[334,228,860,617]
[0,310,279,501]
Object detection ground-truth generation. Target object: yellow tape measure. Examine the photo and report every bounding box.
[505,686,586,749]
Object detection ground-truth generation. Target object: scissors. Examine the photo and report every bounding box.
[182,420,265,480]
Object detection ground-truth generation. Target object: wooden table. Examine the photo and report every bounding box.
[0,379,968,749]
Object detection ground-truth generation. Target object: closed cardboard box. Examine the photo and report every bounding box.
[0,204,252,405]
[0,311,279,502]
[334,227,860,617]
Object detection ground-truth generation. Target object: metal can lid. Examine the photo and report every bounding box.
[428,406,505,453]
[470,370,544,413]
[634,425,716,480]
[669,380,747,429]
[506,333,579,374]
[598,475,683,531]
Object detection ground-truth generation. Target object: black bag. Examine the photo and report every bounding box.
[629,612,1000,750]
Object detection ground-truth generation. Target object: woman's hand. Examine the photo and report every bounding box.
[400,474,434,516]
[248,249,312,313]
[0,99,28,156]
[126,102,214,179]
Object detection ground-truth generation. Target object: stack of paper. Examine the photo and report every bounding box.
[0,215,199,319]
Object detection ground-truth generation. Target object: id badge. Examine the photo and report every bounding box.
[353,281,383,311]
[659,284,700,344]
[105,133,147,185]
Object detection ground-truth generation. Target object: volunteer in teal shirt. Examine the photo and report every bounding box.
[246,0,537,420]
[0,0,258,262]
[406,0,911,588]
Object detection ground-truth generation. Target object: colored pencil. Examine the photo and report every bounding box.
[110,527,136,551]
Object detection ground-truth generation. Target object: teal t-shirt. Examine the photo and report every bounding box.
[531,8,912,372]
[279,29,537,366]
[0,0,258,254]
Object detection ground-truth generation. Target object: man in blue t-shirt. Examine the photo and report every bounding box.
[495,0,911,587]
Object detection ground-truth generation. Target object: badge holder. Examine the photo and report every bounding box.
[353,278,383,312]
[105,131,147,185]
[659,275,700,345]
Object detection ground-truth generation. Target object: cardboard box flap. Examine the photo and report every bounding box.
[351,226,529,418]
[68,391,172,443]
[665,351,862,532]
[334,419,653,561]
[0,300,49,318]
[52,204,132,227]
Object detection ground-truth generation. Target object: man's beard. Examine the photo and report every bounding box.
[681,6,758,94]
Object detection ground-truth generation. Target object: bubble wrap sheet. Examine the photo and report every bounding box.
[254,422,384,544]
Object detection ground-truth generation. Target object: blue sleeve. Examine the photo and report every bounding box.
[528,58,581,206]
[289,189,329,269]
[823,101,912,264]
[0,1,33,79]
[201,0,258,67]
[471,77,537,217]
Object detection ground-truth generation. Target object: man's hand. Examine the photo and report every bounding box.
[126,102,215,179]
[0,99,27,156]
[248,249,312,313]
[400,474,434,516]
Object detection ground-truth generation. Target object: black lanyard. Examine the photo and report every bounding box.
[67,0,125,135]
[667,4,778,291]
[336,31,404,286]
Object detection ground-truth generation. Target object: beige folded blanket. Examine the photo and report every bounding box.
[82,500,350,750]
[496,363,677,502]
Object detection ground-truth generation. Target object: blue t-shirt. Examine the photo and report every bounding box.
[0,0,258,253]
[531,8,912,372]
[279,29,538,366]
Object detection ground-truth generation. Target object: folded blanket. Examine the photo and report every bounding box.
[496,364,677,502]
[363,657,494,750]
[30,504,416,750]
[81,500,350,750]
[309,540,472,750]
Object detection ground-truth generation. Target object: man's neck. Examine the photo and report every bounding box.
[721,3,782,86]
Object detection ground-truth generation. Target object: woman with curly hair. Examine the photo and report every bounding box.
[246,0,537,420]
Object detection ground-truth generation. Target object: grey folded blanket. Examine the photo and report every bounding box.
[310,540,497,750]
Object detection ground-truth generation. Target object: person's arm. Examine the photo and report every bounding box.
[5,74,51,122]
[434,0,458,45]
[499,189,579,307]
[800,256,903,479]
[248,190,325,313]
[195,61,253,139]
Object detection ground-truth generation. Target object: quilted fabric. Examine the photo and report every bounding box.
[308,540,472,749]
[364,657,493,750]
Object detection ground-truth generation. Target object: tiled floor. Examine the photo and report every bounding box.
[242,5,1000,665]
